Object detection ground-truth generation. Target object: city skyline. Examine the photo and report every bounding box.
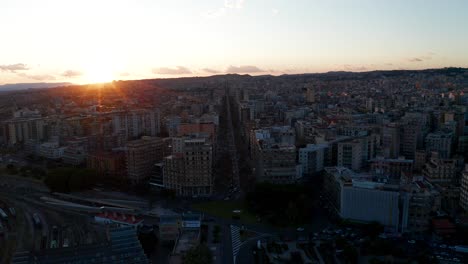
[1,0,468,85]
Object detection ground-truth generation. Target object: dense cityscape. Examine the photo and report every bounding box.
[0,68,466,263]
[2,0,468,263]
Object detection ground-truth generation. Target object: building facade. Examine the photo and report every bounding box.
[126,136,164,185]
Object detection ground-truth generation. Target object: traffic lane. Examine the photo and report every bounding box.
[222,223,234,264]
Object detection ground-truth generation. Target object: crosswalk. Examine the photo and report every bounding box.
[230,225,242,263]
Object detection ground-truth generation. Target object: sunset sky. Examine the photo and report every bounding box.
[1,0,468,84]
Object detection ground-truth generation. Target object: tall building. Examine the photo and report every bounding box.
[370,156,413,184]
[423,152,458,184]
[298,144,328,177]
[400,121,423,160]
[177,122,217,143]
[165,116,181,137]
[251,126,301,184]
[163,137,213,196]
[425,131,453,159]
[337,140,363,171]
[323,167,404,232]
[404,180,441,233]
[366,97,374,112]
[126,136,164,185]
[112,109,160,140]
[2,111,47,145]
[87,150,127,182]
[414,150,427,172]
[305,86,316,103]
[459,165,468,213]
[382,123,400,158]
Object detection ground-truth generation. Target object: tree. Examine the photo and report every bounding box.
[246,182,314,226]
[364,221,384,239]
[343,244,358,264]
[183,244,212,264]
[6,164,18,175]
[45,167,97,193]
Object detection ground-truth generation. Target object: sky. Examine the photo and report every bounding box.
[1,0,468,84]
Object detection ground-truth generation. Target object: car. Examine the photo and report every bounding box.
[32,213,42,228]
[407,240,416,244]
[63,238,70,248]
[9,208,16,217]
[379,234,387,239]
[439,244,447,249]
[296,227,305,232]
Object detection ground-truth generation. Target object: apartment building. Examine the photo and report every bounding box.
[251,126,301,184]
[298,144,328,177]
[112,109,160,140]
[459,165,468,213]
[425,131,453,159]
[163,137,213,196]
[126,136,164,185]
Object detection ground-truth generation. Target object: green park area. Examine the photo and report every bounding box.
[192,200,257,224]
[193,182,316,227]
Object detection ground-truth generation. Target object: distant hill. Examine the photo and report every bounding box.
[0,82,72,92]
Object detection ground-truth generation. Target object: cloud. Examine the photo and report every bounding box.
[0,63,29,72]
[408,52,436,62]
[153,66,192,75]
[227,65,264,73]
[202,68,221,74]
[17,73,56,81]
[61,70,82,78]
[224,0,245,9]
[205,8,227,18]
[408,57,423,62]
[204,0,245,18]
[343,64,367,71]
[119,72,131,77]
[272,8,279,16]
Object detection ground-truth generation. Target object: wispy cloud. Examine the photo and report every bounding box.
[224,0,245,9]
[205,8,227,18]
[0,63,29,72]
[17,73,56,81]
[203,68,221,74]
[408,52,436,63]
[204,0,245,18]
[153,66,192,75]
[343,64,367,71]
[119,72,131,77]
[227,65,263,73]
[408,57,423,62]
[61,70,82,78]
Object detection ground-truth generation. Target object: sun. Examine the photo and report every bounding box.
[85,64,115,84]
